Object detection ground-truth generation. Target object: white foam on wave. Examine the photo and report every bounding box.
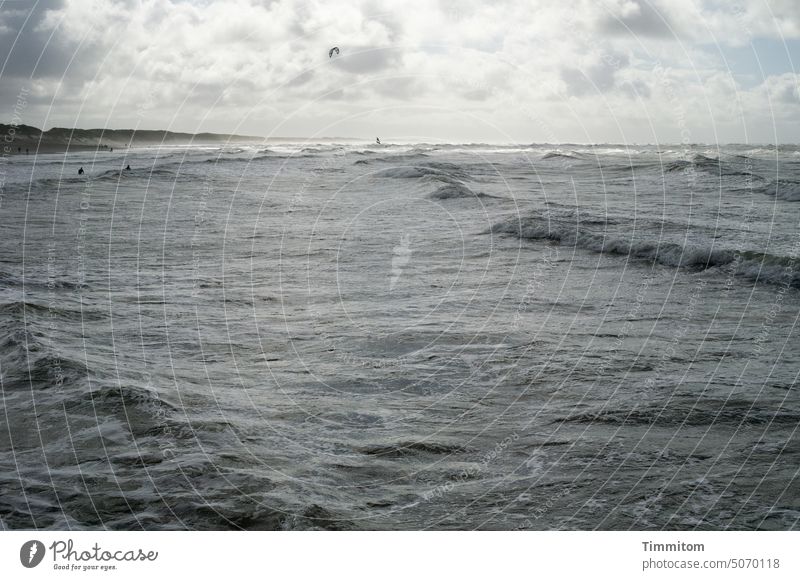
[492,213,800,287]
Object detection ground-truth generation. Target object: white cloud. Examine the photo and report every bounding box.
[2,0,798,142]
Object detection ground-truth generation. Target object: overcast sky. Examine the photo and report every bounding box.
[1,0,799,143]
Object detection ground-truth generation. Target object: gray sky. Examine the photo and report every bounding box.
[2,0,799,143]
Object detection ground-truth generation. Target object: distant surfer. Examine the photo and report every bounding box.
[376,137,381,145]
[125,164,131,171]
[78,167,84,175]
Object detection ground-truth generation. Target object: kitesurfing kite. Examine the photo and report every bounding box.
[329,46,339,58]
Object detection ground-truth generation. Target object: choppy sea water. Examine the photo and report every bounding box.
[1,143,798,530]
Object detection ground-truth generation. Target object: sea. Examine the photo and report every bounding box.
[1,142,798,530]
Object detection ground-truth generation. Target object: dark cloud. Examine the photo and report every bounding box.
[0,0,74,78]
[0,0,110,124]
[598,1,675,39]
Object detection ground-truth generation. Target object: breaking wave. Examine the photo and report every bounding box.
[665,154,763,179]
[758,179,800,201]
[492,213,800,287]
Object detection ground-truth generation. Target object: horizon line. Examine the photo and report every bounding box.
[2,123,798,147]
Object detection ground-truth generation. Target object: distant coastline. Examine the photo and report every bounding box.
[3,126,793,155]
[0,124,375,155]
[0,124,266,155]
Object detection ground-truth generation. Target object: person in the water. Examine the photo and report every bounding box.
[125,164,131,170]
[78,167,84,175]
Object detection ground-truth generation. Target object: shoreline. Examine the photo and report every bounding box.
[0,123,265,156]
[3,141,119,156]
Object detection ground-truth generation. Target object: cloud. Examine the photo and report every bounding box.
[598,0,675,38]
[0,0,798,142]
[761,72,800,103]
[329,47,401,74]
[0,0,76,78]
[560,52,631,96]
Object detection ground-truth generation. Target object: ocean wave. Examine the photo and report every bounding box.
[541,151,583,161]
[375,162,471,181]
[557,402,800,427]
[429,183,491,200]
[0,300,104,321]
[171,499,353,531]
[0,352,88,390]
[374,166,449,179]
[66,384,175,415]
[265,153,319,160]
[421,161,467,173]
[17,164,199,188]
[354,152,429,165]
[0,327,44,365]
[758,179,800,201]
[492,213,800,287]
[358,440,470,457]
[91,167,186,181]
[58,384,181,439]
[665,153,762,179]
[202,154,273,164]
[280,504,355,531]
[733,251,800,287]
[665,156,712,173]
